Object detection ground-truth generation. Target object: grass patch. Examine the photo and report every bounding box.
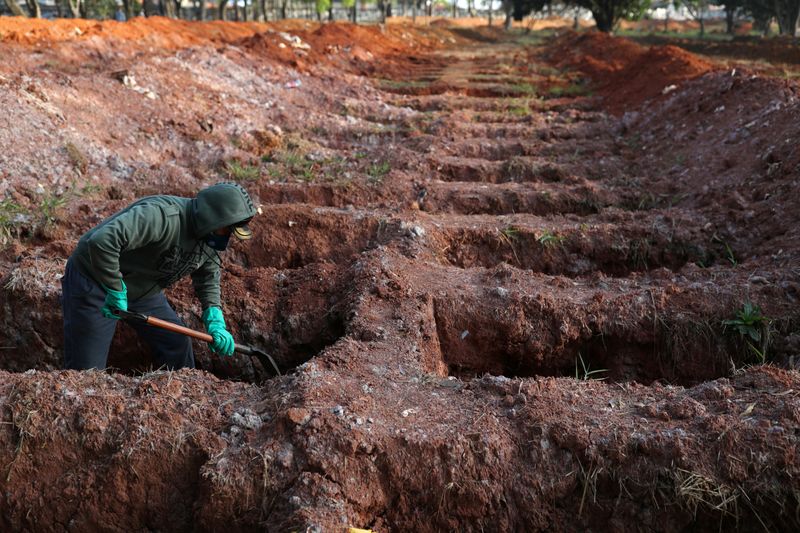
[723,302,772,363]
[367,160,391,185]
[537,230,565,248]
[225,160,261,182]
[547,82,592,98]
[508,103,530,116]
[505,82,537,95]
[574,353,608,381]
[378,79,432,91]
[0,199,25,245]
[0,183,80,245]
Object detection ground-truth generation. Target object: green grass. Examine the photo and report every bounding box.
[0,199,25,245]
[225,160,261,182]
[548,83,592,98]
[39,194,67,227]
[722,302,772,363]
[378,79,432,90]
[506,82,537,95]
[538,230,565,248]
[367,160,391,185]
[574,353,608,381]
[711,234,737,266]
[0,188,73,245]
[617,28,735,41]
[508,103,531,116]
[499,225,520,242]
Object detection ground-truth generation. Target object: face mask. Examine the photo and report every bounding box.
[205,233,230,251]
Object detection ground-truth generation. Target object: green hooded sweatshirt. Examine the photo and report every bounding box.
[72,182,257,308]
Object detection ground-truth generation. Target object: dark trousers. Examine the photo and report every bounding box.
[61,257,195,370]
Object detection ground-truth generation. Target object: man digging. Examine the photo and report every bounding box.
[61,182,258,370]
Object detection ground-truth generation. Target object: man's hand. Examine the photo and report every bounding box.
[202,306,235,356]
[102,281,128,319]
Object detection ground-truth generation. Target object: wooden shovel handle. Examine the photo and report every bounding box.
[145,315,214,343]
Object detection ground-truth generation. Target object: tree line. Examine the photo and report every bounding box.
[2,0,798,37]
[513,0,799,36]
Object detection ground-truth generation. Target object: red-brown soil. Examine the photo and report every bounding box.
[1,18,799,531]
[547,31,716,114]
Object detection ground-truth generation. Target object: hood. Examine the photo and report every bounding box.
[192,182,257,238]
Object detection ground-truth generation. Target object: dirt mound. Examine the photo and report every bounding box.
[602,44,715,113]
[239,30,317,70]
[311,22,407,56]
[548,31,715,113]
[0,15,265,47]
[549,31,645,78]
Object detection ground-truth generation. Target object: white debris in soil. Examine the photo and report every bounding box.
[230,408,262,430]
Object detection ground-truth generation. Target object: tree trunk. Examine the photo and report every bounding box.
[200,0,207,20]
[123,0,134,19]
[452,0,456,17]
[4,0,25,16]
[219,0,228,20]
[234,0,239,20]
[352,1,357,23]
[503,0,512,29]
[25,0,41,17]
[260,0,266,20]
[488,3,493,25]
[774,0,800,36]
[163,0,177,17]
[143,0,157,16]
[725,6,735,34]
[67,0,80,17]
[699,16,705,36]
[591,5,615,33]
[412,0,416,22]
[280,0,287,18]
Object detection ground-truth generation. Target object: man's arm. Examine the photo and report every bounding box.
[191,257,221,310]
[86,203,171,290]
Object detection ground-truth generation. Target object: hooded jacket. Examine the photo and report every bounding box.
[72,183,257,308]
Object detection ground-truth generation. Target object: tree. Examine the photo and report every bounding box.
[573,0,652,32]
[742,0,800,36]
[512,0,550,21]
[25,0,41,17]
[67,0,81,17]
[315,0,330,19]
[512,0,649,32]
[4,0,26,15]
[772,0,800,36]
[342,0,356,22]
[676,0,710,36]
[715,0,744,34]
[502,0,514,27]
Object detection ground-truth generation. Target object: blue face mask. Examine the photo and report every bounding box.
[205,233,230,251]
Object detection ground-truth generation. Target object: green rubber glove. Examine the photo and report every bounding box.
[101,281,128,319]
[202,306,235,356]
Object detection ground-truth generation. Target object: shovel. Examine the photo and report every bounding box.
[114,309,281,377]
